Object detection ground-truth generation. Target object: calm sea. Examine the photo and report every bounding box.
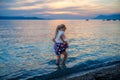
[0,20,120,80]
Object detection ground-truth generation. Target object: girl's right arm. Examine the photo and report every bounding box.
[60,34,67,43]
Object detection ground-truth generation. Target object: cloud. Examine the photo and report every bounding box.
[15,0,38,5]
[0,0,120,18]
[9,4,44,10]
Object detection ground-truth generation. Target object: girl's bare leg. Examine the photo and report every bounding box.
[62,51,67,65]
[56,55,61,65]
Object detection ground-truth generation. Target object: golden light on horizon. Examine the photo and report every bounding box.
[35,11,80,15]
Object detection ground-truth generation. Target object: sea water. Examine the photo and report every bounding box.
[0,20,120,80]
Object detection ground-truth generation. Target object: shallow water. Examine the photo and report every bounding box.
[0,20,120,80]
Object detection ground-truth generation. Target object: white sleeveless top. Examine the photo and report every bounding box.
[55,30,67,43]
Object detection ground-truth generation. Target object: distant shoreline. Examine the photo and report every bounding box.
[0,19,120,21]
[0,14,120,20]
[0,16,51,20]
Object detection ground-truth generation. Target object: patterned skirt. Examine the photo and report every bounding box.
[54,43,68,55]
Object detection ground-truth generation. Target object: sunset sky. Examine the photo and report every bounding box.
[0,0,120,19]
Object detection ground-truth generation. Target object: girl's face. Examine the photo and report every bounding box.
[61,27,66,31]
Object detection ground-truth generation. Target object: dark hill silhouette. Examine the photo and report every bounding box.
[0,16,50,20]
[94,14,120,20]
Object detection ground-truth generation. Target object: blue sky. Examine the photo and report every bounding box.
[0,0,120,19]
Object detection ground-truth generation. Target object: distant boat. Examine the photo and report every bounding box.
[112,19,116,21]
[106,19,111,21]
[86,19,89,21]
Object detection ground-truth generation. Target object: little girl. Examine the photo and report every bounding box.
[53,24,68,66]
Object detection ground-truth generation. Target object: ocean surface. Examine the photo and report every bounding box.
[0,20,120,80]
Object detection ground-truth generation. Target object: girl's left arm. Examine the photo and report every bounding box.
[52,38,56,43]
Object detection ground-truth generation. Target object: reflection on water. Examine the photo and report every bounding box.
[0,20,120,79]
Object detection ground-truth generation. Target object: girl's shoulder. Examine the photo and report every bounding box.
[58,30,64,34]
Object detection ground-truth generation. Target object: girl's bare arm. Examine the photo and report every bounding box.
[52,38,56,43]
[60,34,67,43]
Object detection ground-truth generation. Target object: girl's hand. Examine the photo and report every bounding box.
[64,41,69,48]
[52,38,56,43]
[63,41,68,46]
[63,41,67,44]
